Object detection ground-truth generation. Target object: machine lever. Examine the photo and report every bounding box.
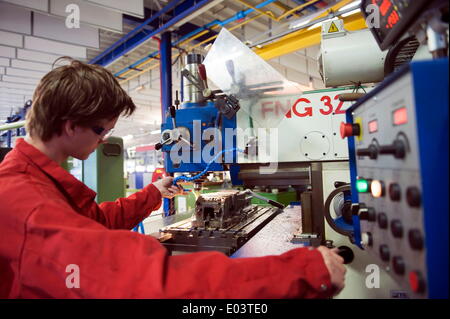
[154,137,171,151]
[170,105,177,129]
[356,144,378,159]
[243,189,285,210]
[379,140,406,159]
[155,143,163,151]
[181,69,203,91]
[198,64,207,83]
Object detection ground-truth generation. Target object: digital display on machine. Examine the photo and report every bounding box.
[368,120,378,133]
[393,107,408,125]
[361,0,431,50]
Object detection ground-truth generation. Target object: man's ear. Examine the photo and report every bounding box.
[62,120,77,138]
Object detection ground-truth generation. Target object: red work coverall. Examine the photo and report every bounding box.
[0,138,332,298]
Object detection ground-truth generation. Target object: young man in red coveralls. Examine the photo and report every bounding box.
[0,58,346,299]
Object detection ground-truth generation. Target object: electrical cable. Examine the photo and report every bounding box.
[173,147,244,185]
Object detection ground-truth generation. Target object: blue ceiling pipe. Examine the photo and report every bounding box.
[91,0,212,67]
[113,0,278,78]
[90,0,184,66]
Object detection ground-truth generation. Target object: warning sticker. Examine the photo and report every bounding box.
[328,21,339,33]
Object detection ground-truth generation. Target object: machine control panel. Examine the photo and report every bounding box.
[344,60,448,298]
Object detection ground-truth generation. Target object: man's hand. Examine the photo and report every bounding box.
[153,177,184,199]
[317,246,347,295]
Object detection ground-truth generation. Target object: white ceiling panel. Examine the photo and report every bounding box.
[24,36,86,58]
[86,0,144,18]
[11,59,52,72]
[17,49,61,64]
[0,98,25,103]
[0,102,25,108]
[0,57,10,67]
[50,0,123,33]
[6,67,45,79]
[0,92,31,99]
[2,75,39,85]
[33,13,100,49]
[0,81,36,91]
[0,87,34,96]
[0,101,29,107]
[0,2,32,34]
[0,30,23,47]
[0,45,16,58]
[1,0,49,12]
[0,96,26,102]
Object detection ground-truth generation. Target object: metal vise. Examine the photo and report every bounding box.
[193,190,250,229]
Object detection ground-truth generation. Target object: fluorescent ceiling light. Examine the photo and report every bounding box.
[307,17,339,31]
[289,18,311,29]
[338,0,361,12]
[307,22,323,30]
[341,8,361,17]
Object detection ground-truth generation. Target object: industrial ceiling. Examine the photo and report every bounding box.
[0,0,365,148]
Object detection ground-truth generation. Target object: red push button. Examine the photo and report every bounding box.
[340,122,361,139]
[409,271,426,293]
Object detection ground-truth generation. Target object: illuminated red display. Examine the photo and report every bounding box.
[370,0,402,31]
[369,120,378,133]
[386,9,400,29]
[379,0,392,16]
[393,107,408,126]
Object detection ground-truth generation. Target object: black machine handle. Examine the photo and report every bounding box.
[325,240,354,264]
[155,142,163,151]
[337,246,355,264]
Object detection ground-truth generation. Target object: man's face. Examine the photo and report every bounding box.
[69,117,119,160]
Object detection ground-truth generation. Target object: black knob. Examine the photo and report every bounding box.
[337,246,354,264]
[377,212,388,229]
[379,140,406,159]
[334,181,348,188]
[389,183,401,201]
[342,201,353,224]
[408,229,424,250]
[379,244,390,261]
[406,187,421,207]
[155,143,163,151]
[392,256,405,275]
[391,219,403,238]
[359,207,376,222]
[351,203,365,215]
[170,105,176,118]
[357,144,378,159]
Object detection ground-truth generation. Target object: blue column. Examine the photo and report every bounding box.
[161,31,172,123]
[160,31,173,216]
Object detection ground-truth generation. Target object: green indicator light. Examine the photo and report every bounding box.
[356,179,369,193]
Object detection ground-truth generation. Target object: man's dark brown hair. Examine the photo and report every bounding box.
[26,57,136,141]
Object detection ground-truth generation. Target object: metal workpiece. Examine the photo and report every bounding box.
[193,190,250,229]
